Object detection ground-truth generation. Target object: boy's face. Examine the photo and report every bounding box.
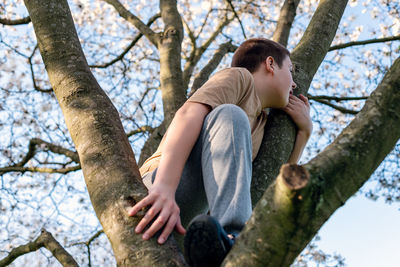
[270,55,296,107]
[256,55,296,108]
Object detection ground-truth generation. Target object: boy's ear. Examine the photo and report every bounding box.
[264,56,275,74]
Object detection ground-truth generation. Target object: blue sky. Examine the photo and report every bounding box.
[314,191,400,267]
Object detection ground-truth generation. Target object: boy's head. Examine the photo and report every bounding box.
[231,38,290,73]
[231,38,296,108]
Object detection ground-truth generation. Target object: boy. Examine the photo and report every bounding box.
[129,38,312,266]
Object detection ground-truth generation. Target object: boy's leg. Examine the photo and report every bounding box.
[183,104,252,266]
[198,104,252,234]
[142,103,252,232]
[141,127,209,229]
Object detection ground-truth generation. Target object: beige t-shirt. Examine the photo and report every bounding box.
[139,67,268,177]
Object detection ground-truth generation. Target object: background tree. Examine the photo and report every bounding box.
[0,0,399,266]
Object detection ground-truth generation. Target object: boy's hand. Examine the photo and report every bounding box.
[128,184,186,244]
[280,94,313,136]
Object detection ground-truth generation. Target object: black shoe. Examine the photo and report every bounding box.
[184,214,234,267]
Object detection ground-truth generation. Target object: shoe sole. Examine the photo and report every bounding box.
[184,215,230,267]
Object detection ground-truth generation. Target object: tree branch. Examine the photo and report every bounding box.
[14,138,79,167]
[226,55,400,267]
[329,35,400,51]
[225,0,247,39]
[69,230,104,267]
[102,0,159,46]
[0,229,78,267]
[127,125,155,137]
[89,13,161,68]
[272,0,300,47]
[0,165,81,175]
[28,44,53,93]
[308,94,368,102]
[312,98,359,114]
[182,14,234,88]
[0,16,31,25]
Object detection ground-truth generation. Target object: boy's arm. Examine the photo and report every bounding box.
[287,130,310,164]
[128,101,211,244]
[280,94,313,164]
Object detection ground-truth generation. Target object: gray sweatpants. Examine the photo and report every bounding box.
[142,104,252,233]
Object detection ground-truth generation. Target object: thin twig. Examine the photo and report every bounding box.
[329,35,400,51]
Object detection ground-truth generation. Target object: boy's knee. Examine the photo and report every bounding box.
[213,104,248,123]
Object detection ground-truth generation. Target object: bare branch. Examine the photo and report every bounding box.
[0,165,81,175]
[194,8,214,40]
[189,41,238,95]
[0,16,31,25]
[225,0,247,39]
[28,44,53,93]
[182,14,235,88]
[272,0,300,47]
[182,17,197,53]
[0,229,78,267]
[308,94,368,102]
[127,125,155,137]
[89,13,161,68]
[69,230,104,267]
[0,137,80,175]
[312,98,359,114]
[329,35,400,51]
[102,0,159,46]
[14,138,79,167]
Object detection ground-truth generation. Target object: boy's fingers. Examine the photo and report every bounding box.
[158,213,179,244]
[175,217,186,235]
[143,208,171,240]
[129,195,153,216]
[299,94,310,106]
[135,202,162,233]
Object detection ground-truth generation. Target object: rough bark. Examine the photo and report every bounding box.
[224,55,400,267]
[251,0,349,206]
[23,0,186,266]
[272,0,300,47]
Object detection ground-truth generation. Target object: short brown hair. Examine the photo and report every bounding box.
[231,38,290,73]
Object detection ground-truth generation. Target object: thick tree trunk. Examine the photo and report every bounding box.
[224,56,400,266]
[23,0,186,266]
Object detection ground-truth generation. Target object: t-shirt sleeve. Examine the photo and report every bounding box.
[187,68,251,109]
